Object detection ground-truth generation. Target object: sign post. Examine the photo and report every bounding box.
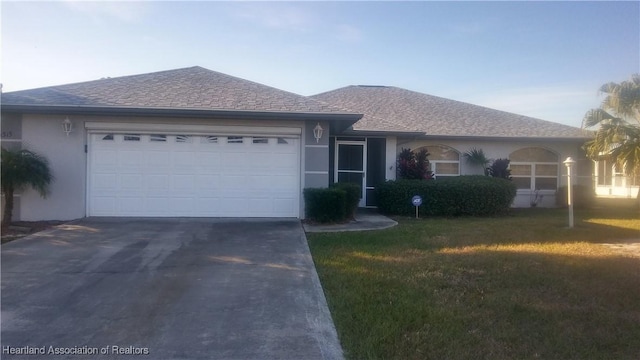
[411,195,422,219]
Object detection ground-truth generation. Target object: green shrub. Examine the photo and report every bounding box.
[555,185,595,209]
[488,158,512,180]
[303,187,347,223]
[331,182,361,219]
[376,176,517,216]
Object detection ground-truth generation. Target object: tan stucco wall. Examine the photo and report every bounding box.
[396,138,588,208]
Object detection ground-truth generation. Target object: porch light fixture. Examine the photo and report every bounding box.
[62,117,73,136]
[563,157,576,228]
[313,123,324,143]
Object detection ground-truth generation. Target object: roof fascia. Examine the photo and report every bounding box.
[402,134,592,142]
[0,104,362,122]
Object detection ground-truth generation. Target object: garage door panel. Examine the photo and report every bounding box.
[119,197,144,213]
[89,132,300,217]
[274,198,296,214]
[146,197,170,211]
[146,175,170,190]
[119,151,144,166]
[120,174,144,189]
[171,175,195,190]
[195,175,220,190]
[146,151,171,168]
[93,174,118,190]
[94,150,118,167]
[91,197,116,215]
[196,153,221,169]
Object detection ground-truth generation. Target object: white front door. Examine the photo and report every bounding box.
[335,141,366,207]
[88,133,300,217]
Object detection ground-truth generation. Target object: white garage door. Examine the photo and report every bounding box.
[88,133,300,217]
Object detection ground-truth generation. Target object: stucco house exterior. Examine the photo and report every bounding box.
[1,66,593,221]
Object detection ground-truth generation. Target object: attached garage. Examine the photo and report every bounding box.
[88,124,301,218]
[1,66,361,221]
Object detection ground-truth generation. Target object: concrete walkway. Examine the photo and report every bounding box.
[303,209,397,233]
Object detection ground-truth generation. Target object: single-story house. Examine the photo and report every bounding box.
[1,66,597,221]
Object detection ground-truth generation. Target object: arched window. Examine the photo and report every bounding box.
[418,145,460,178]
[509,148,558,190]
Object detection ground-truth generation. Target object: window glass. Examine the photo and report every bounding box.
[202,136,218,143]
[227,136,243,144]
[252,137,269,144]
[509,148,558,191]
[175,135,192,143]
[513,177,531,190]
[101,134,114,141]
[510,148,557,162]
[150,134,167,142]
[422,145,460,161]
[435,162,459,175]
[536,164,558,176]
[510,164,531,176]
[535,177,557,190]
[124,134,141,141]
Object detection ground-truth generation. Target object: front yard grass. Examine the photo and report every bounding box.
[308,207,640,360]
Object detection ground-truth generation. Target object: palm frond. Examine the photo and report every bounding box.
[1,147,54,197]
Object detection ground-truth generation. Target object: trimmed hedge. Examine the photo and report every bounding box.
[304,183,362,223]
[376,176,517,216]
[303,188,347,223]
[331,182,361,219]
[555,185,595,209]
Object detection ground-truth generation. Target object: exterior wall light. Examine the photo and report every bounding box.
[313,123,324,143]
[62,117,73,136]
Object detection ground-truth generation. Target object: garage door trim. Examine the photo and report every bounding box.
[85,122,302,137]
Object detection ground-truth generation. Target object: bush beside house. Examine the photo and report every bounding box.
[376,176,517,216]
[303,183,361,223]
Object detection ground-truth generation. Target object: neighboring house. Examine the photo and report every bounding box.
[1,66,592,221]
[593,157,639,198]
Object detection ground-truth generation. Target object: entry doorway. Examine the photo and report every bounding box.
[335,141,366,207]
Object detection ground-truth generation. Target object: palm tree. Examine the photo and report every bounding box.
[1,147,54,226]
[582,74,640,207]
[463,148,491,175]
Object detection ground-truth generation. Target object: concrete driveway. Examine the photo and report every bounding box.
[1,218,342,360]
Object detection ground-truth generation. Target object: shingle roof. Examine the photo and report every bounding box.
[1,66,352,115]
[311,85,588,139]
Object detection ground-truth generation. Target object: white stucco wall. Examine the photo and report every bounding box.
[20,114,310,221]
[395,138,588,208]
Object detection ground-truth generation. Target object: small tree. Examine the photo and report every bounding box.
[582,74,640,208]
[1,148,54,226]
[397,148,432,180]
[488,158,512,180]
[463,148,491,175]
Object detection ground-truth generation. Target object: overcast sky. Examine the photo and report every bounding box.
[2,1,638,128]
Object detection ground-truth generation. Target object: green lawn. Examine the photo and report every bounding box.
[308,206,640,360]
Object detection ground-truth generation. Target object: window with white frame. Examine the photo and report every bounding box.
[509,148,558,190]
[417,145,460,178]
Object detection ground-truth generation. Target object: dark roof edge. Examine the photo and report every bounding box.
[0,104,363,122]
[415,134,592,141]
[344,130,591,141]
[342,129,425,136]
